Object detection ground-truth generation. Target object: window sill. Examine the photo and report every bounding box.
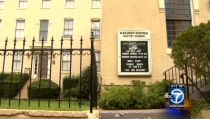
[16,38,24,40]
[64,7,75,9]
[17,8,27,10]
[63,38,72,40]
[61,71,70,74]
[93,38,101,41]
[41,7,50,9]
[91,7,101,9]
[37,41,48,43]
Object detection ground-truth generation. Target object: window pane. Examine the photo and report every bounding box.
[92,0,100,7]
[39,31,48,41]
[64,20,73,29]
[40,20,49,30]
[19,0,27,8]
[91,21,100,30]
[66,0,74,7]
[95,52,100,61]
[96,62,100,72]
[0,1,4,9]
[62,62,70,71]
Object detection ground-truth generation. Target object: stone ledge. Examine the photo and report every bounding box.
[0,109,93,118]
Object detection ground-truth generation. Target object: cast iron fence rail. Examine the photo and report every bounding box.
[0,32,98,113]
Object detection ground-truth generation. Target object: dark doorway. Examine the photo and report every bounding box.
[39,55,48,79]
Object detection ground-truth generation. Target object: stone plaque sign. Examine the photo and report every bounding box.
[118,30,152,76]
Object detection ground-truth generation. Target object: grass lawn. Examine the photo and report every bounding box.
[0,100,90,111]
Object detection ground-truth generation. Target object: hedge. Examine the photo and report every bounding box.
[62,75,79,93]
[98,80,174,110]
[0,73,29,98]
[28,79,60,99]
[0,72,12,80]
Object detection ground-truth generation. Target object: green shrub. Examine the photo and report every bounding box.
[131,81,146,109]
[98,79,174,110]
[80,66,92,99]
[141,80,173,109]
[62,75,79,93]
[62,66,96,99]
[0,72,11,80]
[0,73,29,98]
[190,99,210,119]
[98,85,133,110]
[28,79,60,99]
[64,87,79,99]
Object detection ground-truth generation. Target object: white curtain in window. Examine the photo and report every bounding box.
[16,20,25,38]
[91,21,100,30]
[64,20,73,38]
[13,52,22,71]
[62,52,71,71]
[66,0,74,7]
[92,0,100,7]
[19,0,27,8]
[42,0,51,8]
[0,0,4,9]
[95,52,100,61]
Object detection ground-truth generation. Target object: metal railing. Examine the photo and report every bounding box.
[0,32,98,113]
[164,64,210,107]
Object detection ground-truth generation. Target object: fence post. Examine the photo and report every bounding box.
[0,38,8,106]
[185,64,189,100]
[90,32,95,113]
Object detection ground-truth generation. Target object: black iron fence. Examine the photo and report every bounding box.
[0,32,98,113]
[164,65,210,106]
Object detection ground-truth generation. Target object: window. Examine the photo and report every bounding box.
[95,52,100,72]
[39,20,49,41]
[42,0,51,8]
[165,0,191,47]
[62,52,70,71]
[66,0,74,7]
[13,52,22,71]
[15,20,25,38]
[19,0,27,8]
[0,0,4,9]
[64,20,73,38]
[92,0,100,7]
[91,20,100,39]
[34,55,39,75]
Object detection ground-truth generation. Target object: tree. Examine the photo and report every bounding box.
[171,20,210,77]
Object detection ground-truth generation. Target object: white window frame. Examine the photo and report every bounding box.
[15,20,25,39]
[66,0,74,8]
[91,20,101,39]
[39,20,49,41]
[63,19,73,38]
[19,0,27,8]
[95,52,101,72]
[62,52,71,71]
[42,0,51,8]
[0,0,4,9]
[13,52,22,71]
[92,0,101,7]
